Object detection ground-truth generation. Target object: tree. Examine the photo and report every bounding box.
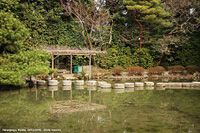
[0,0,82,47]
[167,32,200,67]
[152,35,181,65]
[60,0,114,50]
[163,0,200,35]
[0,11,29,54]
[0,10,55,86]
[0,50,54,86]
[123,0,171,49]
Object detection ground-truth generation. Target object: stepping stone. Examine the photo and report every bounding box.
[62,80,72,86]
[125,83,134,88]
[114,83,125,89]
[98,81,107,87]
[144,82,154,86]
[37,80,46,86]
[135,82,144,87]
[76,80,84,86]
[87,80,97,86]
[48,80,58,86]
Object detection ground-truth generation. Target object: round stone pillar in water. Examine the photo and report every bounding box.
[76,80,84,86]
[114,83,125,89]
[135,82,144,87]
[48,80,58,86]
[125,83,134,88]
[62,80,72,86]
[37,80,47,86]
[87,80,97,86]
[144,82,154,86]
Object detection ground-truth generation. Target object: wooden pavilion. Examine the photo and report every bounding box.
[41,46,107,79]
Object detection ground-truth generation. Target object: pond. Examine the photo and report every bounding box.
[0,82,200,133]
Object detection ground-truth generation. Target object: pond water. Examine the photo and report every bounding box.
[0,82,200,133]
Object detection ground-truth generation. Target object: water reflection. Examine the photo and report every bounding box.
[135,87,144,90]
[87,86,97,91]
[34,85,200,101]
[62,86,72,101]
[114,89,125,93]
[48,86,58,99]
[156,87,166,90]
[37,86,47,90]
[125,88,135,92]
[88,88,91,104]
[75,86,84,90]
[145,87,154,90]
[100,88,112,92]
[1,84,200,133]
[62,86,72,90]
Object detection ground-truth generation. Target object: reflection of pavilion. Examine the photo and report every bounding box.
[48,86,58,99]
[36,85,95,104]
[62,86,72,101]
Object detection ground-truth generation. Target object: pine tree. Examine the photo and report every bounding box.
[123,0,171,49]
[0,11,29,54]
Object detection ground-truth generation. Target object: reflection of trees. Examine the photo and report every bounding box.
[1,87,200,132]
[0,89,54,129]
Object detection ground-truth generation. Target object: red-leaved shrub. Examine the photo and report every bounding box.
[126,66,145,76]
[168,65,185,74]
[186,65,200,74]
[148,66,165,75]
[111,67,123,76]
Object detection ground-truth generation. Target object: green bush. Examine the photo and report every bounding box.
[97,43,134,69]
[0,50,54,86]
[126,66,145,76]
[132,48,154,69]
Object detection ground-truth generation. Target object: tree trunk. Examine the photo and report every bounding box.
[83,24,93,50]
[133,10,143,66]
[158,52,165,65]
[133,10,143,50]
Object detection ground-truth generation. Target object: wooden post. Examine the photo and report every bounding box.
[89,54,92,79]
[70,54,72,74]
[51,54,54,78]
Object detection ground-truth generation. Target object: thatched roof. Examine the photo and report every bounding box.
[40,45,107,55]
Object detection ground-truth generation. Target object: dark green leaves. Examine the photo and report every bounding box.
[0,11,30,54]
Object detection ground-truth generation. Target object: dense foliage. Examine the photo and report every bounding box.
[0,50,54,86]
[0,0,200,85]
[0,11,29,53]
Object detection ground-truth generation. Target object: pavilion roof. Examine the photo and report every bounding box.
[40,45,107,55]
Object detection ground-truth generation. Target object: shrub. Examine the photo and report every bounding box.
[132,48,154,69]
[186,65,200,74]
[111,67,123,76]
[126,66,145,76]
[36,74,49,80]
[98,44,134,69]
[168,65,185,74]
[148,66,166,75]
